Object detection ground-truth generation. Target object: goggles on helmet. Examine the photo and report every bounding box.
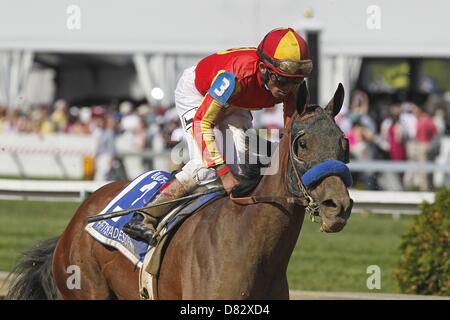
[258,49,313,78]
[267,69,304,86]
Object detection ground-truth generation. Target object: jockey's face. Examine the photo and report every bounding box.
[259,63,304,99]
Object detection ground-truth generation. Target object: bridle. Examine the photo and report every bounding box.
[230,111,321,223]
[287,112,321,222]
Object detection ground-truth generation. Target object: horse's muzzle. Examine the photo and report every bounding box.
[319,198,353,233]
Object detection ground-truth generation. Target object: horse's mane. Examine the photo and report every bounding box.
[232,106,328,197]
[231,132,277,197]
[232,104,325,196]
[233,163,263,196]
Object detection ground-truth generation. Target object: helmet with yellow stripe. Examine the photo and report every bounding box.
[257,28,312,78]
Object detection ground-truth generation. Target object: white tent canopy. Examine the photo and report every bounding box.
[1,0,448,56]
[0,0,448,107]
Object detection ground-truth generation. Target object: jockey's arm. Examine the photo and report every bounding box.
[192,95,226,167]
[191,72,238,170]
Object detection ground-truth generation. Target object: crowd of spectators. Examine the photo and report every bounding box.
[0,99,183,181]
[1,91,449,190]
[0,99,181,143]
[253,90,450,191]
[335,90,449,191]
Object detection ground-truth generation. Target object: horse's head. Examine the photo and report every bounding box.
[288,82,353,233]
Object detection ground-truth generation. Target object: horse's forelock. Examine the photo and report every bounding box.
[292,105,332,133]
[290,104,344,169]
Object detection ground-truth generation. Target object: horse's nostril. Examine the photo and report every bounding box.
[321,199,337,209]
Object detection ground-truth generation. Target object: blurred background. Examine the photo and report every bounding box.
[0,0,448,298]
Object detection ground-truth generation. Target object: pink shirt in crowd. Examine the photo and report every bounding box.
[416,114,437,143]
[388,124,406,160]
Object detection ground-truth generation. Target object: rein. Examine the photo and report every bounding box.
[230,112,321,223]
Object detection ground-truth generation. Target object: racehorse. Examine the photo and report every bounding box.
[7,82,353,300]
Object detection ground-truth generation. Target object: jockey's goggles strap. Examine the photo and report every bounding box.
[258,49,313,77]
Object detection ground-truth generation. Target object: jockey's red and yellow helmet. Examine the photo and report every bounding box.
[257,27,313,78]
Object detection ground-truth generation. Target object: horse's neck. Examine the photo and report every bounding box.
[249,134,305,262]
[253,133,291,201]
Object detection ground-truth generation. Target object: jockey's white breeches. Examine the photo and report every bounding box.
[174,66,253,189]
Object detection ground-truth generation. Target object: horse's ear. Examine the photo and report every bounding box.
[325,83,345,117]
[296,81,309,115]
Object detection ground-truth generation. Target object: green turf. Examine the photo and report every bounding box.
[0,200,79,271]
[0,200,414,293]
[287,212,414,293]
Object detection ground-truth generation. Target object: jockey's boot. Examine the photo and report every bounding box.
[123,178,189,244]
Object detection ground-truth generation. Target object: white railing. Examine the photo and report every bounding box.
[348,160,450,173]
[2,132,449,179]
[350,190,434,215]
[0,179,109,202]
[0,179,435,215]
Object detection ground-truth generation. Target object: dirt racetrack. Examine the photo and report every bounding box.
[1,272,448,300]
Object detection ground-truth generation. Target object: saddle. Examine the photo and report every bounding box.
[85,170,226,299]
[139,183,224,299]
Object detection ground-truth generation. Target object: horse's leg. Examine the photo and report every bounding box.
[266,276,290,300]
[52,181,139,300]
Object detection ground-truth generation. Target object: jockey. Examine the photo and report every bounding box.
[124,27,313,242]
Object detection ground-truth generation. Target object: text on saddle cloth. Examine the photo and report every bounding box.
[85,170,171,267]
[85,170,224,268]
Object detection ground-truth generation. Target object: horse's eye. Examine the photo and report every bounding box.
[299,140,307,148]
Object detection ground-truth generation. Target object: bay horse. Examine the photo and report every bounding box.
[7,82,353,300]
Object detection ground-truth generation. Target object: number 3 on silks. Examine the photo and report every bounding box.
[208,72,236,106]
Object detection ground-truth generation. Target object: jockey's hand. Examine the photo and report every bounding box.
[220,172,240,194]
[216,165,240,194]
